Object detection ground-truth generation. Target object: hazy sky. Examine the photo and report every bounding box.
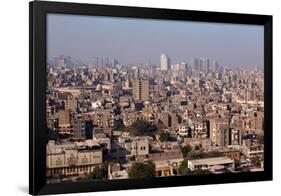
[47,13,264,68]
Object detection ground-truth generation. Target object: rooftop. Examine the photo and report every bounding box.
[110,170,128,180]
[188,156,234,165]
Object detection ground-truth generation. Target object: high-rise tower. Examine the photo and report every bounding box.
[132,79,149,101]
[160,53,170,71]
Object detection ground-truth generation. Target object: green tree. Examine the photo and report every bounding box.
[181,145,192,157]
[159,132,171,142]
[128,161,155,179]
[179,159,190,175]
[112,119,125,131]
[179,159,212,176]
[128,119,157,136]
[186,150,204,160]
[188,169,212,175]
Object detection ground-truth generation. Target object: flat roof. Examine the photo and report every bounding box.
[188,157,233,165]
[111,170,128,179]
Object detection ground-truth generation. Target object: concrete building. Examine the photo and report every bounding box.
[242,145,264,160]
[149,150,184,176]
[224,149,241,161]
[93,133,111,160]
[58,110,72,135]
[59,93,77,111]
[132,79,149,101]
[110,136,150,161]
[209,118,230,147]
[230,128,242,145]
[92,109,115,128]
[72,116,85,139]
[188,157,234,172]
[160,112,182,130]
[46,140,103,177]
[108,163,128,180]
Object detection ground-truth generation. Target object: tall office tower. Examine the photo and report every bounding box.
[112,59,118,67]
[203,58,210,73]
[132,79,149,101]
[160,53,170,71]
[199,58,202,72]
[134,68,140,79]
[105,57,109,65]
[211,60,219,73]
[191,58,200,71]
[101,57,104,66]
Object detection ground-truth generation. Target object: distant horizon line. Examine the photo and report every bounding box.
[48,55,263,68]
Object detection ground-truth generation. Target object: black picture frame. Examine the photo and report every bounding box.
[29,1,273,195]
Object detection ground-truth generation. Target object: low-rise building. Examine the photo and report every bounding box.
[108,163,129,180]
[149,150,184,176]
[188,157,234,172]
[46,140,103,177]
[110,136,150,161]
[242,145,264,159]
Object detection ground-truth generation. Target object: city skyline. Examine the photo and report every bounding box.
[47,14,264,68]
[46,13,265,182]
[46,55,265,182]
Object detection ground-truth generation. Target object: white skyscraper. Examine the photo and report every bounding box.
[160,53,170,71]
